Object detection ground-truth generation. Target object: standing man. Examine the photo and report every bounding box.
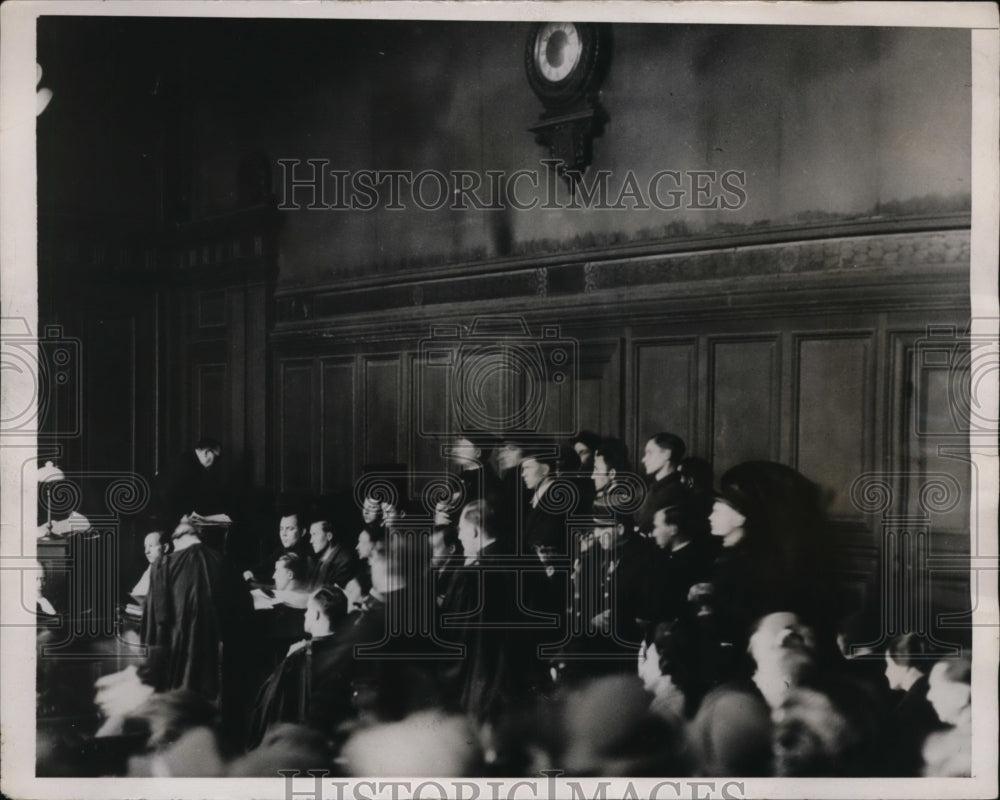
[159,437,235,553]
[140,519,252,743]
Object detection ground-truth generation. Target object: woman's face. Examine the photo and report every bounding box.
[709,500,745,538]
[573,442,593,467]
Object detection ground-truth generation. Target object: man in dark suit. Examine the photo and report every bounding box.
[243,511,313,586]
[307,518,359,591]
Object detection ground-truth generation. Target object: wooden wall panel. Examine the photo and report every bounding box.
[364,357,401,466]
[574,342,622,440]
[278,360,314,492]
[321,359,356,493]
[634,340,696,464]
[795,335,873,518]
[245,285,268,487]
[411,352,450,479]
[911,357,971,533]
[193,363,227,445]
[710,338,778,471]
[86,317,136,472]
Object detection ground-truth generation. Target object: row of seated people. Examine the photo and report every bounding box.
[79,518,972,779]
[42,431,971,778]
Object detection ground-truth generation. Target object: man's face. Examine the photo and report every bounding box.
[749,612,817,668]
[641,440,671,476]
[594,523,618,551]
[361,497,381,525]
[573,442,593,467]
[521,458,548,490]
[303,598,324,637]
[279,515,302,548]
[592,453,613,491]
[195,447,219,468]
[497,444,523,471]
[273,561,292,591]
[309,522,331,554]
[457,515,480,559]
[926,662,970,725]
[144,534,166,564]
[450,437,480,468]
[651,510,678,549]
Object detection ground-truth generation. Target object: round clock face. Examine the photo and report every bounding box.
[534,22,583,84]
[525,22,610,109]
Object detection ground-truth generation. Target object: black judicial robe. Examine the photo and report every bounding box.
[440,544,532,722]
[140,543,252,702]
[248,633,353,747]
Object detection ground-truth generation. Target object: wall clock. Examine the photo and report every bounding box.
[525,22,611,109]
[525,22,612,183]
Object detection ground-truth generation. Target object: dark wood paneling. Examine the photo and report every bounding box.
[364,357,401,466]
[193,363,226,444]
[86,317,135,473]
[321,359,356,492]
[709,337,779,471]
[278,360,314,492]
[246,284,268,487]
[634,340,696,463]
[795,334,874,518]
[412,351,449,476]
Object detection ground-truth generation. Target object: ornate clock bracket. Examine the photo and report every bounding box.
[529,103,608,186]
[525,22,612,190]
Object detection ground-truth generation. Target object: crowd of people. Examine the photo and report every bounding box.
[37,433,973,778]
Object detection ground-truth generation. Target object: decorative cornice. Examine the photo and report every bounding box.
[273,227,970,338]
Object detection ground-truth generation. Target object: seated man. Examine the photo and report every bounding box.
[128,530,172,612]
[248,586,351,747]
[307,518,359,591]
[252,553,313,611]
[243,512,312,586]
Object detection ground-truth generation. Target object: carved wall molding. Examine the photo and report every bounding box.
[273,228,970,335]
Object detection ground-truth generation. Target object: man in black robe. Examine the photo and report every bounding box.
[140,520,252,742]
[248,586,351,747]
[442,499,533,724]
